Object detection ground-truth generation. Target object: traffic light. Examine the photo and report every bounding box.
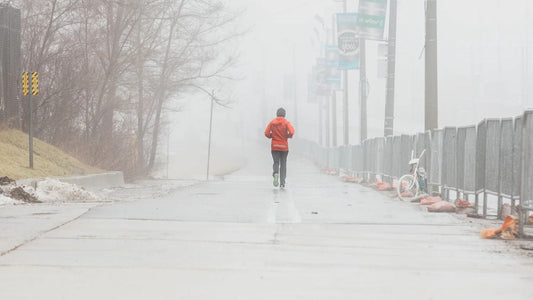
[31,72,39,95]
[22,72,29,96]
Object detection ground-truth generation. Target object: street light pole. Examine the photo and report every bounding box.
[360,38,367,142]
[425,0,438,131]
[342,0,349,145]
[330,13,337,147]
[292,46,298,130]
[384,0,397,136]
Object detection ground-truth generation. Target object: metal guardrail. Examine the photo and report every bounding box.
[519,111,533,236]
[294,110,533,238]
[442,127,457,199]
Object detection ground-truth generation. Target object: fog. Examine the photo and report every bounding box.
[158,0,533,179]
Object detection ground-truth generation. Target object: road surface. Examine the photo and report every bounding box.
[0,152,532,299]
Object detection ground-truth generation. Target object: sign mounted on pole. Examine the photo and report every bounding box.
[31,72,39,95]
[22,72,29,96]
[315,58,330,96]
[357,0,388,41]
[325,45,341,88]
[307,70,317,104]
[336,13,359,70]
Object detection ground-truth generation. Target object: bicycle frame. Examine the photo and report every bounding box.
[408,149,425,178]
[398,150,426,199]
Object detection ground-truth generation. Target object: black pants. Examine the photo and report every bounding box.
[271,151,289,185]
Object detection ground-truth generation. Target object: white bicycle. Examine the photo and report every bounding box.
[397,149,426,201]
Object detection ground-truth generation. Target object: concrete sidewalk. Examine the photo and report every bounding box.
[0,203,100,256]
[0,154,532,299]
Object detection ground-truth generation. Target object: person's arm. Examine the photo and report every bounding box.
[287,121,295,138]
[264,122,272,138]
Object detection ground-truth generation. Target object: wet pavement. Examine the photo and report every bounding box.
[0,153,532,299]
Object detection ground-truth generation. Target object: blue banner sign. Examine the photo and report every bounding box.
[336,13,360,70]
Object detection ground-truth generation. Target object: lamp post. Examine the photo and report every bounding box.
[425,0,438,131]
[342,0,349,145]
[384,0,398,136]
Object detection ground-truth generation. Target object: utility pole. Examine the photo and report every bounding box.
[331,14,337,147]
[292,46,298,129]
[318,97,323,145]
[206,91,214,181]
[384,0,397,136]
[524,0,529,109]
[360,38,367,142]
[326,95,330,147]
[342,0,349,145]
[332,91,337,146]
[425,0,438,131]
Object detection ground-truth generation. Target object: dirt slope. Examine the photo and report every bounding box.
[0,129,101,180]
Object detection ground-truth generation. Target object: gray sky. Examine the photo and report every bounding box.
[163,0,533,177]
[226,0,532,143]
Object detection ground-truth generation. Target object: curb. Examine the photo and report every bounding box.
[17,171,125,190]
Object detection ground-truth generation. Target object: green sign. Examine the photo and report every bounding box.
[357,0,387,40]
[357,15,385,29]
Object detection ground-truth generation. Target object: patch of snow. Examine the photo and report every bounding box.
[34,179,101,203]
[0,194,22,205]
[0,183,16,194]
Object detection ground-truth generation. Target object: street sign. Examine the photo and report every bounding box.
[336,13,360,70]
[325,45,341,88]
[22,72,29,96]
[357,0,388,41]
[31,72,39,95]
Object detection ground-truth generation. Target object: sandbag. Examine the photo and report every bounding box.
[481,215,518,240]
[454,198,473,208]
[376,181,393,191]
[481,228,499,239]
[428,201,456,213]
[420,196,441,205]
[341,176,361,183]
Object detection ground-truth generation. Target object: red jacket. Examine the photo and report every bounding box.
[264,116,295,151]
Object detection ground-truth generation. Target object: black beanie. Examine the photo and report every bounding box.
[276,107,286,117]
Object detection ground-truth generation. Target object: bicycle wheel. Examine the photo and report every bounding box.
[397,174,419,200]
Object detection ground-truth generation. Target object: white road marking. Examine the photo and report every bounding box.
[285,189,302,223]
[267,189,279,224]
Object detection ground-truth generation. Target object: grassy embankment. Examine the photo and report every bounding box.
[0,129,101,180]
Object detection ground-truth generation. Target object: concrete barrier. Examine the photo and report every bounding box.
[57,171,125,190]
[17,171,125,190]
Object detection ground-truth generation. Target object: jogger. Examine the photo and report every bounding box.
[264,107,295,188]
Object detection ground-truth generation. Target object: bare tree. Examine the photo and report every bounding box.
[138,0,242,173]
[15,0,242,177]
